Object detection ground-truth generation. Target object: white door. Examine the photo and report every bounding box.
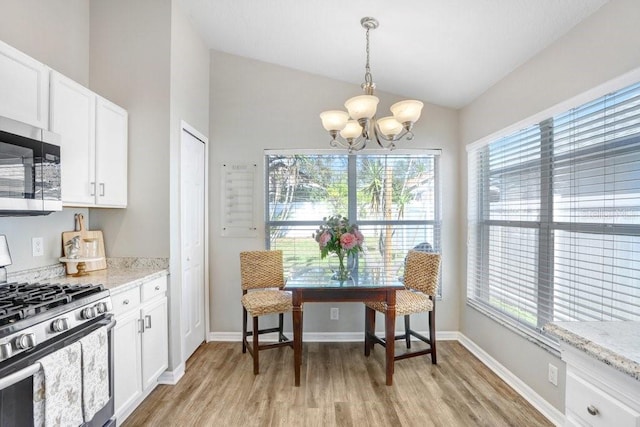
[180,126,206,360]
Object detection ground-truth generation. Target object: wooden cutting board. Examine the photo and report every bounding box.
[61,213,107,274]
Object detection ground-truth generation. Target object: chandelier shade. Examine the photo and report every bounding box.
[320,17,424,152]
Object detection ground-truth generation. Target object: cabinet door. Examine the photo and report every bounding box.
[95,97,128,207]
[141,297,168,391]
[0,40,49,128]
[113,309,143,419]
[50,72,96,205]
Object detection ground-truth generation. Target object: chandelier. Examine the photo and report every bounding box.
[320,17,424,153]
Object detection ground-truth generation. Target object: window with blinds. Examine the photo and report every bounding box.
[265,152,441,291]
[467,82,640,344]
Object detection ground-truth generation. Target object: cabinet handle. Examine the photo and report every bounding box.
[145,315,152,329]
[99,183,105,196]
[138,318,145,333]
[155,285,160,291]
[122,299,129,305]
[586,405,599,416]
[90,182,96,196]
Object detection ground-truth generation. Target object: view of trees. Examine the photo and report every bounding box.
[266,154,439,278]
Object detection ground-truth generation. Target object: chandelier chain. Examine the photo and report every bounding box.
[364,27,373,86]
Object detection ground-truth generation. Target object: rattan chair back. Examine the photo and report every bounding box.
[404,251,441,296]
[240,250,285,290]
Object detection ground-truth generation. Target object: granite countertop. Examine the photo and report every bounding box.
[48,267,168,294]
[545,321,640,382]
[7,257,169,295]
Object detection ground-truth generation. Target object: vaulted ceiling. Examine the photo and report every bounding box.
[179,0,608,109]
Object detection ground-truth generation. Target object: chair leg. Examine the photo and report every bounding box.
[242,307,248,354]
[252,316,259,374]
[278,313,284,342]
[364,306,375,357]
[429,309,437,364]
[404,315,411,349]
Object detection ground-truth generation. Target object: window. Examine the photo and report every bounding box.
[467,82,640,345]
[265,151,441,289]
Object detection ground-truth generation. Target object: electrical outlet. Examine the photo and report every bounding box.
[330,307,339,320]
[32,237,44,257]
[548,363,558,386]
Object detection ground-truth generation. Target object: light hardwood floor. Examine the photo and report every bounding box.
[123,340,553,426]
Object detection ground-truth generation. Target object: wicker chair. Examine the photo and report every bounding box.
[364,251,441,363]
[240,250,293,374]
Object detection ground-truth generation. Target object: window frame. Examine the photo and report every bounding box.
[467,80,640,350]
[264,149,443,294]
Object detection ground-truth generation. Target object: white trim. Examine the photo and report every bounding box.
[157,363,185,385]
[466,66,640,151]
[264,148,442,156]
[457,332,565,426]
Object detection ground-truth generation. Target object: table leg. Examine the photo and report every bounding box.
[385,290,396,386]
[292,291,303,386]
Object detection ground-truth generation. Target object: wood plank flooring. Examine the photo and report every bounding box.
[123,341,553,426]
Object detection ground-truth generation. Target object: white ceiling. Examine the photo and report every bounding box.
[179,0,608,109]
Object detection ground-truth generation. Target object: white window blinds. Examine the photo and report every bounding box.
[265,152,441,288]
[467,82,640,342]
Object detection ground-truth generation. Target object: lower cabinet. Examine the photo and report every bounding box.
[560,345,640,427]
[112,275,168,424]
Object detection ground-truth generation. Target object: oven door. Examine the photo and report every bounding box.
[0,315,115,427]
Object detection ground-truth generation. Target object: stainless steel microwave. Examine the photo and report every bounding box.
[0,116,62,215]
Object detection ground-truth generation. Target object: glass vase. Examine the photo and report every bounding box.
[329,252,354,282]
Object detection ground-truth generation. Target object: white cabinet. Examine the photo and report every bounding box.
[50,72,95,205]
[50,71,128,207]
[561,345,640,427]
[95,97,128,207]
[113,275,168,423]
[0,40,49,128]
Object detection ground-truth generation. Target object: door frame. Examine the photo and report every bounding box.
[179,120,210,360]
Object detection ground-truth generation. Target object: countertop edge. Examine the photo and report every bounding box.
[544,322,640,382]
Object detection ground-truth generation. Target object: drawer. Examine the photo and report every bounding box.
[141,276,167,302]
[111,287,141,316]
[566,371,640,427]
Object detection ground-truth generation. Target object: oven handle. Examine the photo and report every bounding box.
[0,317,116,391]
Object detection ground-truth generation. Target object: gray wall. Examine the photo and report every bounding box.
[0,0,90,86]
[458,0,640,412]
[208,50,460,336]
[0,0,91,272]
[89,0,172,258]
[168,0,210,368]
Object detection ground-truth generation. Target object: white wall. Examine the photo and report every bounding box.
[168,0,210,369]
[459,0,640,411]
[208,50,459,336]
[0,0,91,272]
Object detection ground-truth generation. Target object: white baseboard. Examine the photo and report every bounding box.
[457,332,565,426]
[208,330,459,342]
[157,362,185,385]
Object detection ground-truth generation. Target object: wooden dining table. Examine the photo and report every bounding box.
[284,269,405,386]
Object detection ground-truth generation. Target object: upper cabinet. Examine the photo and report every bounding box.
[0,40,49,129]
[50,71,128,208]
[95,97,128,207]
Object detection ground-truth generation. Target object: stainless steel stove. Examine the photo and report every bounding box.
[0,282,112,362]
[0,235,115,427]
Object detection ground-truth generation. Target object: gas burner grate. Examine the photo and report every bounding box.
[0,282,105,327]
